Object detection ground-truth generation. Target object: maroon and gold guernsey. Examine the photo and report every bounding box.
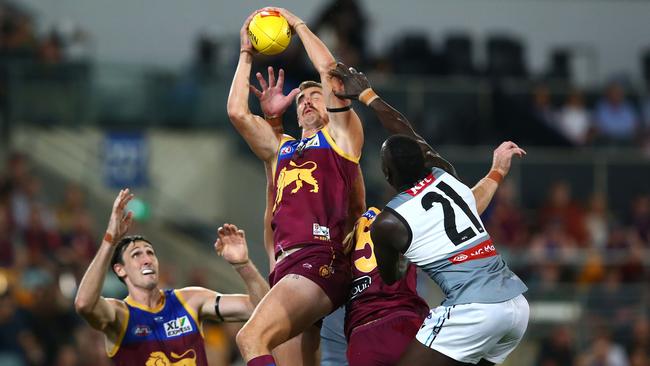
[345,208,430,339]
[109,289,208,366]
[271,128,359,256]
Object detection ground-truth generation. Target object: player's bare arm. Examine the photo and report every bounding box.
[269,7,364,158]
[471,141,526,214]
[227,12,292,163]
[75,189,134,336]
[330,62,457,176]
[179,223,269,322]
[370,210,410,285]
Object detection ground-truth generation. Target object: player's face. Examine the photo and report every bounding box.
[296,87,327,128]
[117,241,159,290]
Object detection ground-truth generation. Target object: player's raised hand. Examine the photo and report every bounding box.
[491,141,527,177]
[250,66,300,119]
[240,11,257,53]
[105,189,134,245]
[215,223,250,266]
[329,62,372,100]
[263,7,304,30]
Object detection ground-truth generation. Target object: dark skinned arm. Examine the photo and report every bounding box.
[370,210,410,285]
[330,62,458,178]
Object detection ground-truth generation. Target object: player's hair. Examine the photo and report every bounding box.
[299,80,322,91]
[382,135,427,188]
[110,235,153,283]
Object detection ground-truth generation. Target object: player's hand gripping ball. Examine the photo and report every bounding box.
[248,10,292,55]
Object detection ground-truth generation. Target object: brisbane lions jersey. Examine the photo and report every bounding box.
[345,208,429,339]
[271,128,359,256]
[385,167,527,306]
[109,289,208,366]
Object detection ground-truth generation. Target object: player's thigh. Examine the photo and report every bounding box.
[273,326,321,366]
[397,339,469,366]
[347,314,422,366]
[242,273,333,348]
[321,307,348,366]
[414,303,514,364]
[484,295,530,364]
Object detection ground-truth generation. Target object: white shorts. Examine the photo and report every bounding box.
[416,294,529,364]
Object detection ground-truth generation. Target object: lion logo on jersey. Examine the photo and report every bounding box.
[274,160,319,211]
[145,349,196,366]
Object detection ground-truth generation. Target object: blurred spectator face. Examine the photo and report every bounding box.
[567,89,585,108]
[606,83,625,106]
[588,193,607,215]
[549,182,571,207]
[533,84,551,108]
[8,153,29,182]
[64,184,85,210]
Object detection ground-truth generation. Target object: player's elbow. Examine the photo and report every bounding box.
[316,59,337,75]
[74,296,94,315]
[227,104,248,123]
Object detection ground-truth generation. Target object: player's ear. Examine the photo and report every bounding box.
[113,263,126,279]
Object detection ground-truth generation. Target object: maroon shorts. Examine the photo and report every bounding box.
[268,245,351,311]
[346,311,424,366]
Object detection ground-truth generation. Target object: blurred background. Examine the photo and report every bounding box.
[1,0,649,365]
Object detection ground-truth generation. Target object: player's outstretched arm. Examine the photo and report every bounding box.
[75,189,134,333]
[330,62,458,178]
[227,12,285,163]
[370,211,411,285]
[181,224,270,323]
[471,141,526,214]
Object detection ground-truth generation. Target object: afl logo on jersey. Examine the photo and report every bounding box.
[134,324,152,337]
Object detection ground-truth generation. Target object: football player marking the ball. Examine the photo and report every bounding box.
[328,62,528,366]
[331,64,530,365]
[227,7,366,366]
[74,189,269,366]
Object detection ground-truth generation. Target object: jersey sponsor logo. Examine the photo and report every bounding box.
[273,160,319,212]
[362,209,377,220]
[405,174,436,197]
[134,324,152,337]
[350,275,372,300]
[313,223,330,240]
[164,316,193,338]
[448,239,497,264]
[145,349,197,366]
[319,264,333,278]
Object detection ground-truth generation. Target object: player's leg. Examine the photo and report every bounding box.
[347,313,423,366]
[320,306,348,366]
[397,340,469,366]
[482,294,530,365]
[236,273,333,364]
[272,327,321,366]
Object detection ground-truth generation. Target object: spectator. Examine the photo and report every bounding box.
[483,180,528,248]
[555,88,593,146]
[535,326,576,366]
[585,192,611,249]
[538,181,588,245]
[312,0,369,67]
[594,81,640,144]
[629,195,650,244]
[0,284,45,366]
[577,329,630,366]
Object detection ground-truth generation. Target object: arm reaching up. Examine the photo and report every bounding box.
[330,62,458,177]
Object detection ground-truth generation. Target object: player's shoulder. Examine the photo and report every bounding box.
[371,210,412,252]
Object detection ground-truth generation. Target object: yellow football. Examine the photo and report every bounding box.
[248,10,292,55]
